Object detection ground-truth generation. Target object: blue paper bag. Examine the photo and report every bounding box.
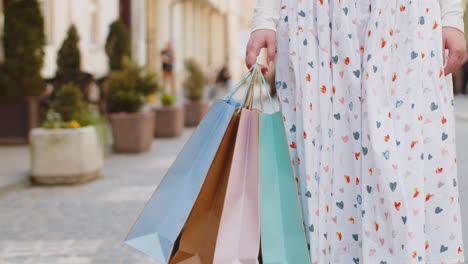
[258,92,310,262]
[125,98,238,263]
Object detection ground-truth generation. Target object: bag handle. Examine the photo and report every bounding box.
[235,67,257,113]
[245,69,258,110]
[224,62,259,100]
[226,63,277,113]
[254,65,276,113]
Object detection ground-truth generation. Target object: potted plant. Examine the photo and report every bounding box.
[97,20,132,113]
[183,59,210,126]
[49,25,94,104]
[154,93,184,137]
[0,0,45,143]
[107,58,159,153]
[30,83,105,184]
[105,20,131,71]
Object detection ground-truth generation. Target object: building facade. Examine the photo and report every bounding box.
[122,0,247,95]
[0,0,256,92]
[1,0,119,78]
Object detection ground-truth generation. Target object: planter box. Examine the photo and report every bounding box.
[30,126,103,184]
[0,97,40,144]
[109,112,155,153]
[154,105,184,137]
[184,100,210,127]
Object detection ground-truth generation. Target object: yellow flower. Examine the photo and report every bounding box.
[68,120,80,128]
[147,94,156,104]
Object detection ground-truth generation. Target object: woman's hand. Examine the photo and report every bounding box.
[443,27,467,75]
[245,29,277,74]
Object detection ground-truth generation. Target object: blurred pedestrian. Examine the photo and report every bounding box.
[161,42,176,95]
[210,65,232,99]
[215,66,232,88]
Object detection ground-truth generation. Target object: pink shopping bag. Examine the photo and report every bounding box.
[213,105,260,264]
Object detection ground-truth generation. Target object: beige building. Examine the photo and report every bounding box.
[127,0,253,95]
[1,0,120,78]
[1,0,256,92]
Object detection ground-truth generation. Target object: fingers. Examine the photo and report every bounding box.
[442,27,467,75]
[442,36,447,67]
[245,30,277,73]
[245,37,263,70]
[266,34,277,69]
[444,48,465,75]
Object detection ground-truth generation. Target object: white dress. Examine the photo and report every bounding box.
[252,0,465,263]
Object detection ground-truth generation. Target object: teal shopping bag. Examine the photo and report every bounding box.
[257,67,310,264]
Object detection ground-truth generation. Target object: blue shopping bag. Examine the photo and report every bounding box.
[257,66,310,264]
[125,99,238,262]
[125,65,258,263]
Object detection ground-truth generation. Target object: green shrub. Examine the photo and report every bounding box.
[183,59,206,101]
[57,25,81,73]
[107,86,143,113]
[49,83,94,127]
[161,93,176,106]
[43,83,109,147]
[0,0,45,97]
[107,58,159,113]
[43,83,92,128]
[105,20,131,71]
[51,83,85,122]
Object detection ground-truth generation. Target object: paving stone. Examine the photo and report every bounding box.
[0,128,195,264]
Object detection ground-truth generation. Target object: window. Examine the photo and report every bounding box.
[38,0,54,44]
[90,0,99,46]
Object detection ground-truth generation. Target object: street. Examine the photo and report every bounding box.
[0,97,468,264]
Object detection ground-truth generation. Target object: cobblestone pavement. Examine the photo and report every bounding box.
[0,146,29,192]
[0,128,195,264]
[0,97,468,263]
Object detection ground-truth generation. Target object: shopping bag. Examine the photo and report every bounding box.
[125,98,238,263]
[169,111,241,264]
[259,111,310,264]
[256,65,310,263]
[213,70,261,264]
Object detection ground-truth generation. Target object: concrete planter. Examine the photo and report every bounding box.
[30,126,103,184]
[154,105,185,137]
[184,100,210,127]
[109,112,155,153]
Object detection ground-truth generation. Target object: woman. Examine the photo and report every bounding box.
[161,42,176,95]
[246,0,466,263]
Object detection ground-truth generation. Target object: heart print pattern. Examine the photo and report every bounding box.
[274,0,465,263]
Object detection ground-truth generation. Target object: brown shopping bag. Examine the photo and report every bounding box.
[169,112,241,264]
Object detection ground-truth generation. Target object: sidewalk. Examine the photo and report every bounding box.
[0,128,195,264]
[0,146,30,195]
[455,95,468,121]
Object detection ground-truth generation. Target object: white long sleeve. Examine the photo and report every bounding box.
[251,0,465,33]
[440,0,465,33]
[251,0,281,32]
